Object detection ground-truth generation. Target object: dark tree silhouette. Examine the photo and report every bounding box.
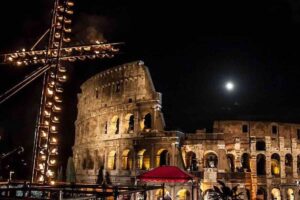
[210,181,243,200]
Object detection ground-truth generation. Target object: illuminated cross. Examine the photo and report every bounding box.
[0,0,120,184]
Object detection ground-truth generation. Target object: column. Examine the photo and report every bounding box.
[151,144,155,168]
[266,154,272,178]
[280,154,285,178]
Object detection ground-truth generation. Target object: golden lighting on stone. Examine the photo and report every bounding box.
[38,175,44,182]
[50,159,56,165]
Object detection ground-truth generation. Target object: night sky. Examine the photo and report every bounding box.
[0,0,300,178]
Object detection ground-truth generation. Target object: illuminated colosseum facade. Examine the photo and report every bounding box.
[73,60,300,200]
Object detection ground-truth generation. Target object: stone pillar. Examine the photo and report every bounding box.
[134,110,139,134]
[153,106,157,130]
[234,138,241,169]
[280,154,286,178]
[292,138,298,178]
[250,154,257,200]
[171,143,177,166]
[266,154,272,178]
[116,145,120,170]
[293,157,298,178]
[104,149,108,170]
[281,187,286,200]
[294,186,299,200]
[151,144,155,168]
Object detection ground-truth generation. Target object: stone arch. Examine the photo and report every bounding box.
[155,189,171,200]
[204,152,218,168]
[82,149,94,170]
[271,188,281,200]
[227,154,235,172]
[185,151,198,171]
[144,113,152,130]
[241,153,251,172]
[271,153,280,177]
[176,189,191,200]
[125,113,134,133]
[121,149,133,170]
[286,188,294,200]
[110,115,120,134]
[137,149,150,170]
[107,150,117,170]
[257,154,266,175]
[156,149,170,166]
[285,154,293,177]
[257,187,267,200]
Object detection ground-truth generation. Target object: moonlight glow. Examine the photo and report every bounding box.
[225,82,234,91]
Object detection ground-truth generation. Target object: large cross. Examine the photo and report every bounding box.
[0,0,120,184]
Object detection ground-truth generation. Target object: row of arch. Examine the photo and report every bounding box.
[184,150,300,176]
[78,113,152,138]
[81,148,170,170]
[155,189,190,200]
[257,187,297,200]
[256,153,297,176]
[105,113,152,134]
[203,187,297,200]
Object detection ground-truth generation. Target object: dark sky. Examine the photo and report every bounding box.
[0,0,300,178]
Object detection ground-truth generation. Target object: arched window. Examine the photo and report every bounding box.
[271,153,280,177]
[227,154,235,172]
[156,149,170,166]
[107,151,116,170]
[256,141,266,151]
[110,116,120,134]
[257,188,267,200]
[121,149,133,170]
[115,83,121,93]
[241,153,251,172]
[125,114,134,133]
[137,149,150,170]
[204,152,218,168]
[177,189,191,200]
[287,188,294,200]
[285,154,293,177]
[144,113,152,130]
[271,188,281,200]
[155,189,170,200]
[82,149,94,170]
[185,151,198,171]
[257,154,266,175]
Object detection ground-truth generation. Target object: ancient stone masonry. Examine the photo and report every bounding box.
[73,61,300,200]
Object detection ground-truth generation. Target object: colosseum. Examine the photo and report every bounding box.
[73,60,300,200]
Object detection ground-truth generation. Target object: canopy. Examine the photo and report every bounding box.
[137,166,193,183]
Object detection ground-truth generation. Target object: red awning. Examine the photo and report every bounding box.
[137,166,193,183]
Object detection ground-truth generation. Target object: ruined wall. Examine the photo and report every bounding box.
[73,61,166,183]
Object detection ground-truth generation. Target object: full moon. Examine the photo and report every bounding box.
[225,82,234,91]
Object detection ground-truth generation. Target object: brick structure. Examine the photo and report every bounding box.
[73,61,299,200]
